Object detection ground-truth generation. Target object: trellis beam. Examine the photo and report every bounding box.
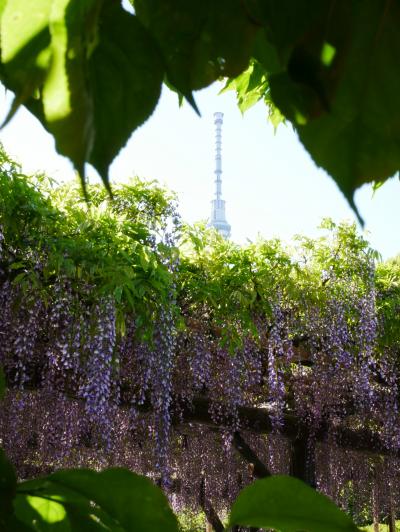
[168,396,395,458]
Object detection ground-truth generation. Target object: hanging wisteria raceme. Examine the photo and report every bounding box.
[122,337,153,418]
[12,293,43,392]
[354,267,378,414]
[374,350,400,450]
[306,298,352,431]
[266,302,289,431]
[151,310,176,485]
[240,336,263,391]
[0,281,15,370]
[80,298,116,449]
[149,225,180,485]
[44,280,75,384]
[187,326,212,394]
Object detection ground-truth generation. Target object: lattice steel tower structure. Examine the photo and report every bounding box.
[209,112,231,238]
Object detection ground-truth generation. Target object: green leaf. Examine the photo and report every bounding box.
[0,0,7,20]
[229,475,360,532]
[88,0,164,185]
[135,0,257,98]
[53,468,178,531]
[251,0,400,218]
[221,60,270,114]
[14,477,119,531]
[0,449,16,500]
[0,0,53,124]
[14,493,71,531]
[42,0,101,183]
[295,1,400,216]
[14,467,180,530]
[114,285,123,303]
[26,496,67,524]
[40,0,163,192]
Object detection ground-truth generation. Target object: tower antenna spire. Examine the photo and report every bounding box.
[209,112,231,238]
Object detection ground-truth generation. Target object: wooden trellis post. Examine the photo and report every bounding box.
[199,476,224,532]
[372,479,380,532]
[289,429,316,488]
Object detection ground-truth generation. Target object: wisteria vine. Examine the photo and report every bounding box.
[0,167,399,525]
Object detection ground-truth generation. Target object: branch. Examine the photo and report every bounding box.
[232,431,271,479]
[171,396,396,457]
[199,477,224,532]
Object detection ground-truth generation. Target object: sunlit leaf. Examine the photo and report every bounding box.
[42,0,101,185]
[221,60,270,114]
[47,468,179,532]
[26,496,67,523]
[0,0,53,124]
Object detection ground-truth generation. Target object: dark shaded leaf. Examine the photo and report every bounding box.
[250,0,400,215]
[88,0,164,185]
[0,449,16,502]
[15,477,119,530]
[293,1,400,215]
[0,448,21,530]
[50,468,178,531]
[135,0,257,100]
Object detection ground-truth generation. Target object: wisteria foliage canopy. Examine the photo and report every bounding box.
[0,151,400,529]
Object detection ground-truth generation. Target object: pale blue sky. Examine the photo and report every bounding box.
[0,81,399,260]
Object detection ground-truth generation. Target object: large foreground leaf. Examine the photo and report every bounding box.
[88,0,164,184]
[229,475,360,532]
[248,0,400,216]
[0,0,53,123]
[295,0,400,210]
[0,449,32,531]
[1,0,400,210]
[15,468,179,532]
[1,0,163,192]
[43,0,100,179]
[135,0,257,102]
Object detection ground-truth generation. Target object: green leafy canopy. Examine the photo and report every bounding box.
[0,150,178,338]
[2,154,399,349]
[1,0,400,216]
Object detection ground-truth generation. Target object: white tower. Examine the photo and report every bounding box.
[210,112,231,238]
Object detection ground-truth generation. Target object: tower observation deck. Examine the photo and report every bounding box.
[209,112,231,239]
